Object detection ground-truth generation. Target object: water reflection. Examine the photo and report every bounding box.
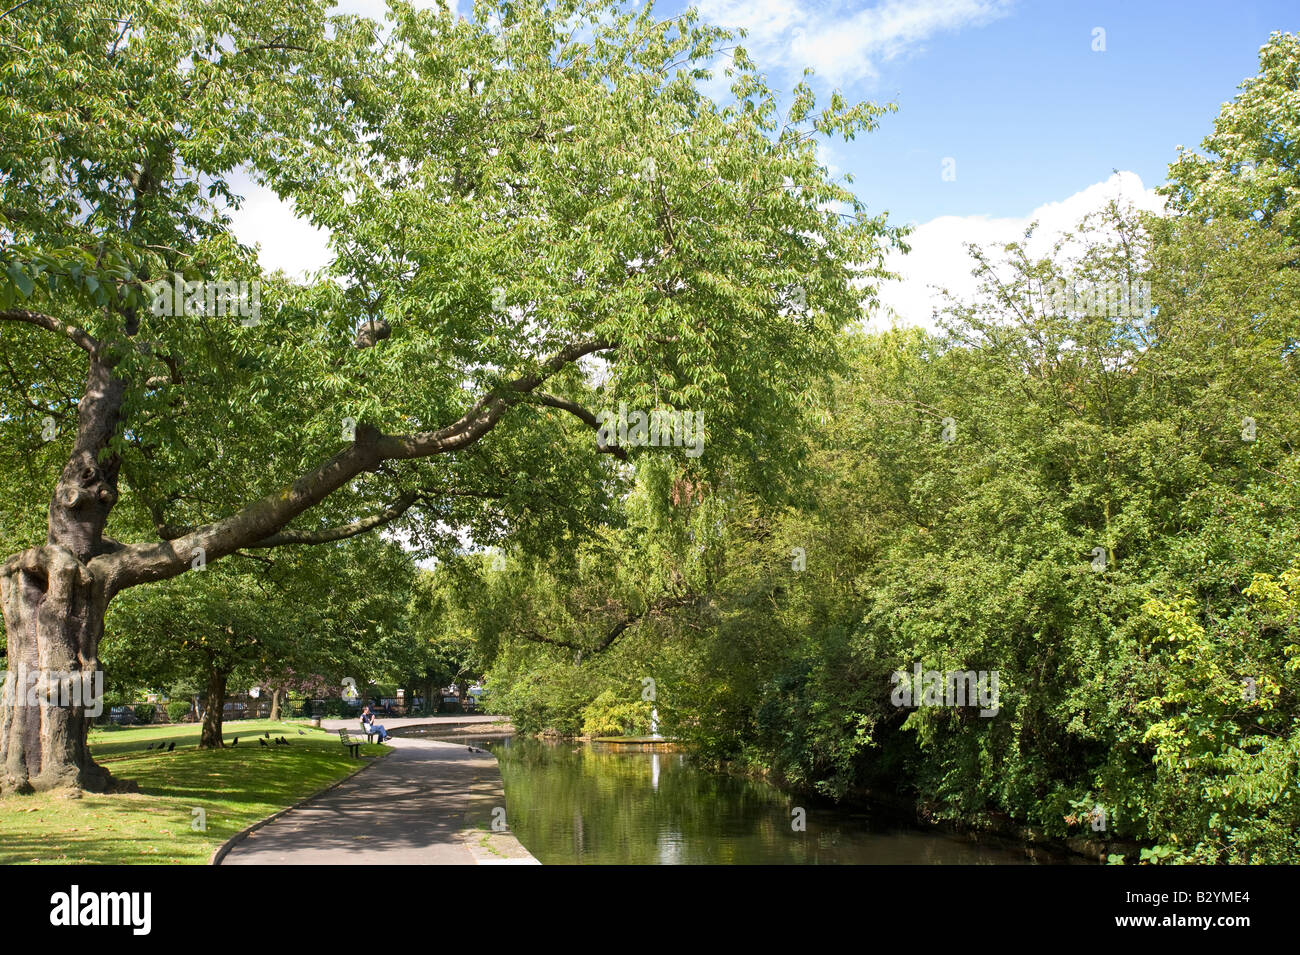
[486,736,1073,865]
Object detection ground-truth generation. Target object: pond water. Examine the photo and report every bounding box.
[481,735,1078,865]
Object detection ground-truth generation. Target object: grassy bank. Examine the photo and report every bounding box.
[0,719,387,864]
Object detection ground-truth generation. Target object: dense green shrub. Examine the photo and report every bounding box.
[166,701,193,722]
[581,690,652,738]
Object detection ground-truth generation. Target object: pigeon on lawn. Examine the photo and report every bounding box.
[259,738,269,747]
[298,729,306,735]
[264,732,270,738]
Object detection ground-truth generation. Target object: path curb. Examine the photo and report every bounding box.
[209,748,393,866]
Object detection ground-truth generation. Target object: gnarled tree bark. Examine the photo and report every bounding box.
[1,357,124,793]
[0,547,112,792]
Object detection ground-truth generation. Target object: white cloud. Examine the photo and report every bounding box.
[698,0,1014,86]
[872,171,1165,332]
[227,176,333,281]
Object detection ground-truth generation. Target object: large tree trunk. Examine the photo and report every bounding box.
[0,547,113,793]
[0,359,125,794]
[200,666,228,749]
[269,686,282,722]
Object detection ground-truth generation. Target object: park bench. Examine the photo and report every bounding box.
[338,728,363,757]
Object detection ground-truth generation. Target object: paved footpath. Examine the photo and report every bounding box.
[220,736,538,865]
[320,714,508,733]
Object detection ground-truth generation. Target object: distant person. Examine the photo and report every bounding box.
[361,705,392,742]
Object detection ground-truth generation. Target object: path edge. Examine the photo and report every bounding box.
[209,749,394,866]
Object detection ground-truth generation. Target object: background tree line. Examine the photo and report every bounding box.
[440,34,1300,864]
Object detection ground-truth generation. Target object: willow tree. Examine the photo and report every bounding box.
[0,0,900,792]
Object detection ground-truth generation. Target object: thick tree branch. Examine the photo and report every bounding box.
[0,308,100,356]
[97,339,616,593]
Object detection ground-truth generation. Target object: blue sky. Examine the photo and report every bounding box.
[243,1,1298,325]
[681,0,1296,224]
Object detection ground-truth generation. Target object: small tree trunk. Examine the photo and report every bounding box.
[200,667,228,749]
[269,686,282,722]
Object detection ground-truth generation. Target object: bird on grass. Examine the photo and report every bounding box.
[298,729,306,735]
[263,732,270,739]
[259,738,269,747]
[166,742,175,752]
[145,742,156,751]
[231,737,239,747]
[276,736,289,745]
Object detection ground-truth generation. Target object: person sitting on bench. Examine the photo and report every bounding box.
[361,705,392,742]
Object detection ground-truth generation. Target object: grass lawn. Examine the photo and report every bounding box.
[0,719,388,864]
